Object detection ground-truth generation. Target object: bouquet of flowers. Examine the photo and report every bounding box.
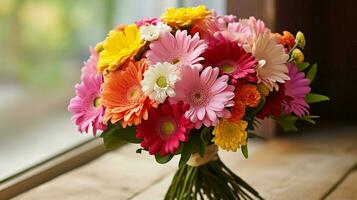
[68,5,329,200]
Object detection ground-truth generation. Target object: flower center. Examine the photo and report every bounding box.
[93,97,101,108]
[220,64,235,74]
[157,117,178,137]
[156,75,168,88]
[223,123,236,136]
[172,58,180,64]
[161,122,175,135]
[190,89,208,106]
[127,85,141,101]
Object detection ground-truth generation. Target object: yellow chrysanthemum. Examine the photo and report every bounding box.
[161,5,211,29]
[212,119,248,152]
[98,24,144,72]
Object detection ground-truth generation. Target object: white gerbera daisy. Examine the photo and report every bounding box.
[244,31,290,91]
[140,22,172,41]
[141,62,180,103]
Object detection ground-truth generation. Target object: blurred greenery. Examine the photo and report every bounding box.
[0,0,114,90]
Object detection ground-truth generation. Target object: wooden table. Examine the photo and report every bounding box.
[14,127,357,200]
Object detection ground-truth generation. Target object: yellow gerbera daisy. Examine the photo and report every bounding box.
[98,24,144,72]
[212,119,248,152]
[161,5,211,29]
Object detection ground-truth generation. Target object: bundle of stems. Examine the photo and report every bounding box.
[165,157,264,200]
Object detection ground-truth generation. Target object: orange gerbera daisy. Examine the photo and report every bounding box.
[236,84,261,107]
[101,60,156,127]
[229,100,246,122]
[279,31,295,49]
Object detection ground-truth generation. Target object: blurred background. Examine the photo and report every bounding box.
[0,0,225,183]
[0,0,356,194]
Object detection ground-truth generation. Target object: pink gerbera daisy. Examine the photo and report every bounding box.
[81,47,99,80]
[146,30,207,70]
[68,74,106,136]
[202,40,257,83]
[214,22,251,44]
[136,101,194,156]
[171,65,235,128]
[282,64,311,117]
[135,17,161,27]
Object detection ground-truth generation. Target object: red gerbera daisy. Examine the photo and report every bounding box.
[202,40,257,83]
[257,84,291,119]
[136,101,194,156]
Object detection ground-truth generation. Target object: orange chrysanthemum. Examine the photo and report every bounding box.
[280,31,295,49]
[236,84,261,107]
[229,100,246,122]
[101,60,156,127]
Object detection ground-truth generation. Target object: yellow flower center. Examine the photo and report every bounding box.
[156,76,168,88]
[93,97,101,108]
[223,123,236,136]
[127,85,141,101]
[161,121,175,135]
[220,64,234,74]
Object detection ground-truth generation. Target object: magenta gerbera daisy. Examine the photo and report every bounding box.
[146,30,207,70]
[136,101,194,156]
[81,47,99,80]
[282,64,311,117]
[171,65,235,128]
[202,40,257,83]
[68,74,106,136]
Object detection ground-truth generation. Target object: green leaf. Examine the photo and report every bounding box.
[117,125,141,144]
[100,123,124,150]
[306,63,317,82]
[296,62,310,71]
[100,123,141,150]
[241,145,248,159]
[305,93,330,103]
[190,132,206,157]
[102,134,124,150]
[300,115,319,124]
[277,115,299,132]
[155,153,174,164]
[248,132,265,139]
[179,143,193,168]
[200,127,213,145]
[136,148,145,154]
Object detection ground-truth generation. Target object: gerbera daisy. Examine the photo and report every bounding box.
[239,16,267,39]
[212,119,248,151]
[141,62,180,103]
[101,60,156,127]
[244,31,290,91]
[146,30,207,70]
[135,18,161,27]
[257,84,289,119]
[229,100,246,122]
[136,101,194,156]
[202,40,256,82]
[279,31,296,50]
[282,64,311,117]
[161,5,211,29]
[214,22,251,44]
[98,24,145,72]
[216,14,237,27]
[171,66,235,128]
[190,18,221,40]
[235,84,261,107]
[81,47,99,79]
[68,74,106,136]
[139,22,172,42]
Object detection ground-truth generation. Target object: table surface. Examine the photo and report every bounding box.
[13,126,357,200]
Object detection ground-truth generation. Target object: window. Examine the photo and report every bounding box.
[0,0,226,184]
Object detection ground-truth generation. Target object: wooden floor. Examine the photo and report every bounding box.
[13,126,357,200]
